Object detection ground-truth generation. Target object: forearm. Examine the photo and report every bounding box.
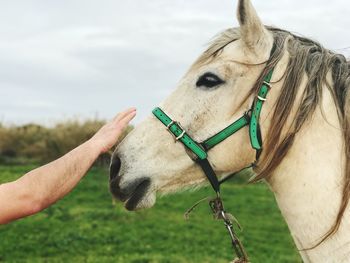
[0,107,136,224]
[18,139,102,211]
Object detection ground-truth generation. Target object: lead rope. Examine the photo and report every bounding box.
[184,163,253,262]
[184,192,249,263]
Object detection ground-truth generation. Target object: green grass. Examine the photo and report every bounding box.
[0,166,301,263]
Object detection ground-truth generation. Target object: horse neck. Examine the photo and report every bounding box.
[266,81,350,262]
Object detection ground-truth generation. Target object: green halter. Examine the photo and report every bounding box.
[152,68,274,193]
[152,68,274,263]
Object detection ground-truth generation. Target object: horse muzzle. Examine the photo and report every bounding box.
[109,155,154,211]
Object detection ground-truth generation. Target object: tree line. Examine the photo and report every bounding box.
[0,120,132,165]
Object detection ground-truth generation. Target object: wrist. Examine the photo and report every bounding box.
[85,138,105,158]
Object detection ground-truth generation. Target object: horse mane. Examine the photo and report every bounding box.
[198,26,350,246]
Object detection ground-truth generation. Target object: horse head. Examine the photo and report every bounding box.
[109,0,281,211]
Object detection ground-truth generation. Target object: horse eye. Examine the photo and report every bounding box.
[196,73,225,88]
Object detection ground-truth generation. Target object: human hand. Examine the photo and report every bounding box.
[90,107,136,154]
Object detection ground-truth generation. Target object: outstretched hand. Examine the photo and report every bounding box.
[90,107,137,154]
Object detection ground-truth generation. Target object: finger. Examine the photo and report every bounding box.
[117,110,136,128]
[113,107,136,122]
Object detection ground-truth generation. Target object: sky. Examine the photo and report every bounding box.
[0,0,349,126]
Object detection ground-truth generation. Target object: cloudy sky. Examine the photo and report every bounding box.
[0,0,349,126]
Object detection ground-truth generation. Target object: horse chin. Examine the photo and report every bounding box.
[124,191,156,211]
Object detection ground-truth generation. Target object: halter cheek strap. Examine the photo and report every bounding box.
[250,69,273,152]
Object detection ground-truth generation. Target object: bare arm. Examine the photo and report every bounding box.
[0,108,136,224]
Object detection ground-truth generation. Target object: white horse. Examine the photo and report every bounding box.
[109,0,350,262]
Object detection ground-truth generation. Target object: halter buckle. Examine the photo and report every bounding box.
[175,130,186,141]
[166,120,186,142]
[166,120,174,129]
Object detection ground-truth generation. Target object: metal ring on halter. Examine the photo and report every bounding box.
[175,130,186,141]
[257,95,267,101]
[263,81,272,88]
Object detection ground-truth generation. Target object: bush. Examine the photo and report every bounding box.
[0,120,132,165]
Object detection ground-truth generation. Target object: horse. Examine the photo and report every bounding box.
[109,0,350,262]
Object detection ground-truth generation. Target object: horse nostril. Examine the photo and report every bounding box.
[110,156,121,181]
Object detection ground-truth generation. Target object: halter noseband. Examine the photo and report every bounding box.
[152,67,274,262]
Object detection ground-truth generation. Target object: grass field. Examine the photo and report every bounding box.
[0,165,301,263]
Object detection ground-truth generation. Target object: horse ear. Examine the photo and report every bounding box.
[237,0,271,50]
